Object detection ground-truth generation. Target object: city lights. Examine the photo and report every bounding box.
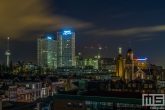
[47,36,52,40]
[0,1,164,110]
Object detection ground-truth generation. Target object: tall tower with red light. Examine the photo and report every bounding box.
[5,37,10,67]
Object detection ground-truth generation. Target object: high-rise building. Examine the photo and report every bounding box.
[37,36,57,70]
[57,30,75,67]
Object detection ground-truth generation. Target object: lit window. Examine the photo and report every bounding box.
[67,102,72,107]
[26,84,29,87]
[32,84,35,89]
[85,101,90,105]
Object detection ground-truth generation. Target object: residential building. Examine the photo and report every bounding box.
[45,76,62,95]
[15,77,42,100]
[17,86,32,102]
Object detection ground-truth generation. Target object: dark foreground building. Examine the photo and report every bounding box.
[2,91,152,110]
[52,91,149,110]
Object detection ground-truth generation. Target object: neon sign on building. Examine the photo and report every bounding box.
[63,30,72,35]
[136,58,148,61]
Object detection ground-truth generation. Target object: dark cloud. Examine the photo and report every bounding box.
[83,25,165,39]
[0,0,93,41]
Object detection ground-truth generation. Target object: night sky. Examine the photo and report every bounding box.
[0,0,165,66]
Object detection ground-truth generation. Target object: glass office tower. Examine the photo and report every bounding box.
[57,30,75,67]
[37,36,57,70]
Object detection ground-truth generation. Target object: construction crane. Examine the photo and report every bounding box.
[84,44,107,59]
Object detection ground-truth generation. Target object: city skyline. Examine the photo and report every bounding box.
[0,0,165,66]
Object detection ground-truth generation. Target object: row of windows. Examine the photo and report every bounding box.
[127,84,153,88]
[67,102,83,108]
[128,84,136,87]
[85,101,142,109]
[26,84,42,89]
[144,84,153,88]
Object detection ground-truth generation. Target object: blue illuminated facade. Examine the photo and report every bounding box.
[57,30,75,67]
[62,30,72,36]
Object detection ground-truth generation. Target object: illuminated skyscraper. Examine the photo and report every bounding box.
[57,30,75,67]
[37,36,57,70]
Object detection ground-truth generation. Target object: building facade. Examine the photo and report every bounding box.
[116,47,124,78]
[124,48,134,82]
[57,30,75,67]
[37,36,57,70]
